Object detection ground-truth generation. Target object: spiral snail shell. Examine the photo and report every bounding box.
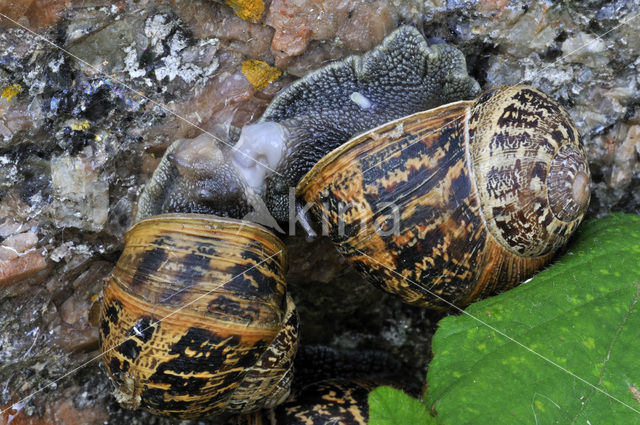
[296,85,590,308]
[99,214,298,418]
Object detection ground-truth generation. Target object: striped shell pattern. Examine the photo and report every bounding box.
[99,214,298,419]
[99,84,590,420]
[297,85,590,308]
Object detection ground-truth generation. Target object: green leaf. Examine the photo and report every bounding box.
[369,386,435,425]
[426,214,640,425]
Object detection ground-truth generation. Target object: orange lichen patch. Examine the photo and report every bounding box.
[1,84,22,101]
[225,0,265,23]
[241,59,282,90]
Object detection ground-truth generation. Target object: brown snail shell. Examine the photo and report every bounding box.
[99,214,298,418]
[296,85,590,308]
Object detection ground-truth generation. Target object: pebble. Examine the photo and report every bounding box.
[0,231,46,287]
[50,146,109,232]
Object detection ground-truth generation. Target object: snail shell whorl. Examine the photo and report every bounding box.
[296,85,590,308]
[469,85,590,257]
[99,214,297,418]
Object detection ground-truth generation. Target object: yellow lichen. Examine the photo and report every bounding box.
[225,0,265,23]
[70,120,91,132]
[241,59,282,90]
[1,84,22,101]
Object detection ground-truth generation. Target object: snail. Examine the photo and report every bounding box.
[99,213,299,419]
[99,26,478,419]
[249,28,590,309]
[141,26,589,309]
[296,84,591,308]
[101,24,591,417]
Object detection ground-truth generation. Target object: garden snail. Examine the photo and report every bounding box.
[296,84,591,308]
[99,214,299,419]
[99,26,471,419]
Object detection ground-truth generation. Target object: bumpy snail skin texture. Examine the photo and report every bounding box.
[256,25,480,222]
[297,85,590,308]
[99,214,298,418]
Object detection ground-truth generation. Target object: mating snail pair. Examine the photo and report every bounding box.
[99,26,590,420]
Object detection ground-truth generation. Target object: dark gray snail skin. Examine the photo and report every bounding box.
[136,132,252,220]
[137,26,480,225]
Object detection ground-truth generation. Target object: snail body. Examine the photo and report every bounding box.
[99,214,298,418]
[296,85,590,308]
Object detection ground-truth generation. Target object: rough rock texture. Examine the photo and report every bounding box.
[1,0,639,424]
[0,0,70,30]
[265,0,396,67]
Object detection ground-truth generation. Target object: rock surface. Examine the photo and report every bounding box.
[1,0,639,424]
